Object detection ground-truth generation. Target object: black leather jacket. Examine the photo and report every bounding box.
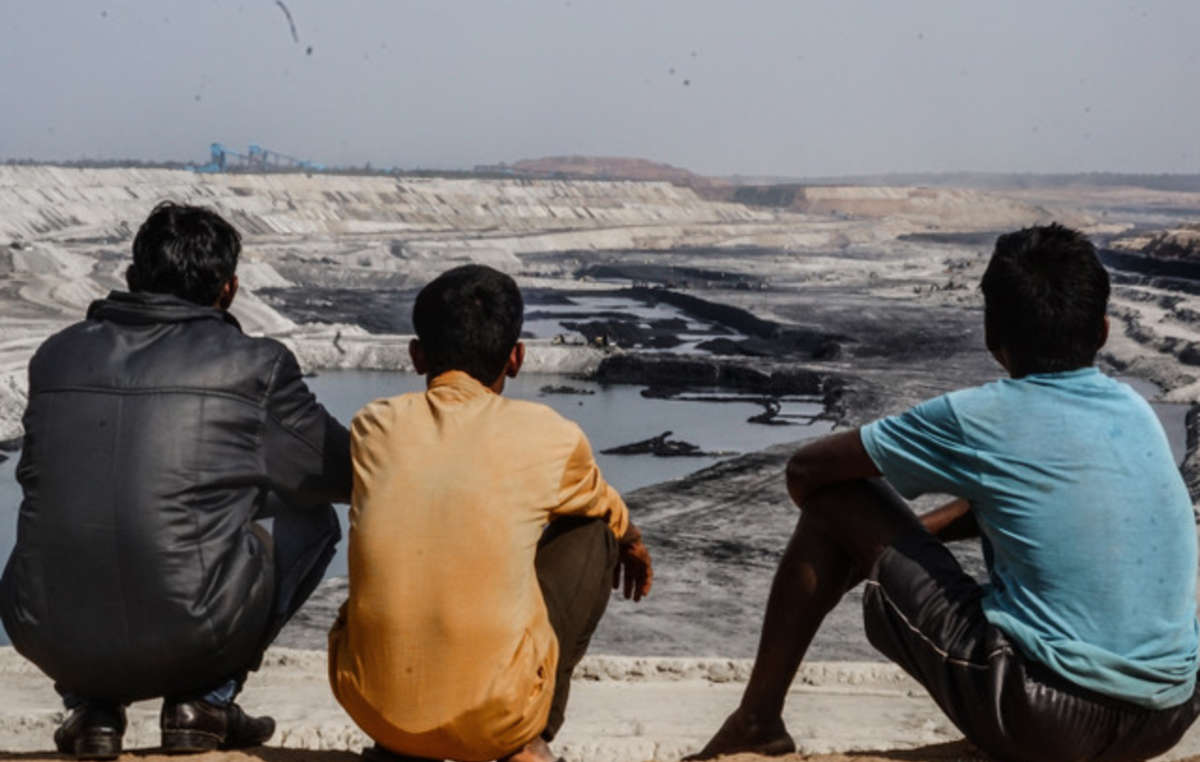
[0,291,351,701]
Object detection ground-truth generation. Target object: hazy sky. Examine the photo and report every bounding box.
[2,1,1198,177]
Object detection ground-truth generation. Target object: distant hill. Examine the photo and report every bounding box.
[481,158,1200,196]
[477,156,722,189]
[756,171,1200,193]
[14,154,1200,194]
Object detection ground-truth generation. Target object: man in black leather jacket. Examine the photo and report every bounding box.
[0,202,351,759]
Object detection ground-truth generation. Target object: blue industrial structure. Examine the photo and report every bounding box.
[192,143,324,173]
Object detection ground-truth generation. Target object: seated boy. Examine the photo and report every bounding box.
[329,264,653,762]
[690,224,1200,761]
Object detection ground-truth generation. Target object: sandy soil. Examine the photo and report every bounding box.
[4,742,1199,761]
[0,750,977,762]
[5,650,1200,762]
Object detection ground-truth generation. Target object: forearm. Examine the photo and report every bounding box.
[265,348,353,504]
[919,497,978,541]
[265,412,352,505]
[619,521,642,545]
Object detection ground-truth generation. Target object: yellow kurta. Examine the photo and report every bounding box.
[328,371,629,761]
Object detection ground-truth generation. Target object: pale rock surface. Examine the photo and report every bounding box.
[1,648,1197,761]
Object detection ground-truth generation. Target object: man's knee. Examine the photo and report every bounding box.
[800,478,922,570]
[538,517,617,574]
[803,477,899,515]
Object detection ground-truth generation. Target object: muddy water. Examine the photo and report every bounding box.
[0,372,831,647]
[0,374,1191,651]
[523,294,749,353]
[307,371,827,494]
[304,371,831,578]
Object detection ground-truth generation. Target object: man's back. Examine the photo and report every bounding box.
[330,370,629,760]
[862,367,1198,707]
[1,291,348,702]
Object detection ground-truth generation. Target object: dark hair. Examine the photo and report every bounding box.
[127,201,241,306]
[412,264,524,384]
[980,223,1109,376]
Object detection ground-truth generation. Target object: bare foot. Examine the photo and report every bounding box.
[683,708,795,760]
[499,736,558,762]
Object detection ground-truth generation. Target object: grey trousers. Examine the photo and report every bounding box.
[535,516,620,741]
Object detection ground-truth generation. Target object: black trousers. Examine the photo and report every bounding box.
[863,530,1200,762]
[535,516,619,741]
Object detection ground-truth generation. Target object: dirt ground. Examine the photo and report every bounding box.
[3,746,1199,762]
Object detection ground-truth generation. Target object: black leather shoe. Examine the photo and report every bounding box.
[160,699,275,752]
[53,704,126,760]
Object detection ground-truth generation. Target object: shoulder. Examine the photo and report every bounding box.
[1094,375,1162,429]
[500,396,583,436]
[494,395,592,459]
[221,331,293,370]
[351,392,426,438]
[29,319,95,370]
[861,384,991,453]
[872,389,964,433]
[943,379,1008,410]
[1095,373,1152,407]
[252,337,303,383]
[139,311,291,374]
[208,333,298,402]
[1016,368,1150,418]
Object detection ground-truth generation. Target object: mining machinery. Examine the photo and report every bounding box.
[192,143,324,173]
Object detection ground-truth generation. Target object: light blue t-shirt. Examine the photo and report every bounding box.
[861,367,1198,709]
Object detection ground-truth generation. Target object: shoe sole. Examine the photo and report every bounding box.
[161,728,223,753]
[73,733,122,761]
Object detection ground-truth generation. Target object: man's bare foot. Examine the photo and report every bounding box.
[499,735,559,762]
[683,708,795,760]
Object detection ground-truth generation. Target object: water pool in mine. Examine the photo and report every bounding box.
[0,371,832,645]
[304,371,834,578]
[0,374,1189,648]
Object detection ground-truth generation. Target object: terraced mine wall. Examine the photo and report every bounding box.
[0,164,1112,447]
[0,166,772,243]
[0,166,791,442]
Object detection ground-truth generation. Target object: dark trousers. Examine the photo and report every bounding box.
[253,499,342,662]
[535,516,619,741]
[60,501,341,709]
[863,530,1200,762]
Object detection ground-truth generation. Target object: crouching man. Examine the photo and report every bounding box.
[0,202,351,758]
[329,264,653,762]
[690,225,1200,762]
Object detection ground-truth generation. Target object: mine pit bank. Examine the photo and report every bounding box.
[260,281,853,422]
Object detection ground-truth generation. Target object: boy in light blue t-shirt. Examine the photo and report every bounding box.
[690,225,1200,762]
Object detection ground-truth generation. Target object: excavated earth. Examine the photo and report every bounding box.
[2,167,1200,759]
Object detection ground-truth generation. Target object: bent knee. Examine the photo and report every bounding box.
[803,478,882,515]
[802,479,920,546]
[538,516,618,569]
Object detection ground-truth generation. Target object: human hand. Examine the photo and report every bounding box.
[614,538,653,602]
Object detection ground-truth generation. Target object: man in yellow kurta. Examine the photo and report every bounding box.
[329,264,653,762]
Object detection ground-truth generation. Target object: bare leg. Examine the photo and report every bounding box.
[686,479,926,760]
